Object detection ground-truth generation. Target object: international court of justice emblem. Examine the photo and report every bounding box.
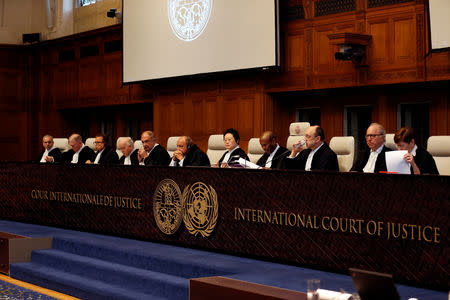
[183,182,218,237]
[168,0,213,42]
[153,179,184,235]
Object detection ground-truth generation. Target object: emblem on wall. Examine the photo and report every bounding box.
[153,179,184,235]
[168,0,213,42]
[183,182,218,237]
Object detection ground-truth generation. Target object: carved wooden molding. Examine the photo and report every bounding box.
[327,32,372,46]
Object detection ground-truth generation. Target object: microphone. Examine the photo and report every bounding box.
[264,149,291,166]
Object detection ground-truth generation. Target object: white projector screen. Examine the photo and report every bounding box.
[428,0,450,51]
[123,0,279,83]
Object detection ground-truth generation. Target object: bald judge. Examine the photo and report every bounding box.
[284,125,339,171]
[169,136,210,167]
[62,133,96,164]
[256,131,289,169]
[36,134,62,163]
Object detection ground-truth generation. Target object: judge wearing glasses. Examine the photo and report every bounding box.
[351,122,393,173]
[86,134,119,164]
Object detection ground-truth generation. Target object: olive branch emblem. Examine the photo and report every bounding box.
[182,182,218,238]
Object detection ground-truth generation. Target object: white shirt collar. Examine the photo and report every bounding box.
[45,146,55,153]
[127,148,137,157]
[148,143,159,155]
[311,142,324,154]
[265,144,280,168]
[410,144,417,156]
[76,144,85,154]
[268,144,280,158]
[228,145,239,153]
[372,144,384,154]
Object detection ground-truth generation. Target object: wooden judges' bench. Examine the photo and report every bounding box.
[190,277,306,300]
[0,162,447,290]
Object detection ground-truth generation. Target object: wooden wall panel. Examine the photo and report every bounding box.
[237,96,255,143]
[104,53,129,104]
[78,57,101,105]
[315,27,334,74]
[53,64,77,109]
[223,96,239,130]
[393,17,415,66]
[286,33,305,71]
[172,101,185,137]
[368,20,389,66]
[192,99,204,136]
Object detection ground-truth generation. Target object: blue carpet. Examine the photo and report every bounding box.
[0,279,59,300]
[0,220,446,300]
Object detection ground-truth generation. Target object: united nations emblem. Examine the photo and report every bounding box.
[168,0,213,42]
[183,182,218,237]
[153,179,184,235]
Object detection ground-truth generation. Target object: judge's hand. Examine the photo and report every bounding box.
[220,162,229,168]
[404,153,416,166]
[44,156,54,163]
[261,167,270,170]
[173,150,184,161]
[138,148,148,162]
[290,140,304,157]
[85,160,92,164]
[211,163,219,168]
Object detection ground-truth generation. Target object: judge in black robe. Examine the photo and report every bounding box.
[95,146,119,164]
[393,127,439,175]
[36,135,62,163]
[62,134,95,164]
[138,131,171,166]
[284,126,339,171]
[217,128,249,167]
[118,149,139,165]
[256,131,289,169]
[350,123,392,173]
[170,136,210,167]
[350,144,392,173]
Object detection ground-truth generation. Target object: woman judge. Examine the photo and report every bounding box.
[215,128,249,168]
[394,127,439,175]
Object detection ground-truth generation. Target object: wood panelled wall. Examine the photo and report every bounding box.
[0,0,449,161]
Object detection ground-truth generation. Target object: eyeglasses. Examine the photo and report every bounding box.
[94,141,104,144]
[365,134,383,139]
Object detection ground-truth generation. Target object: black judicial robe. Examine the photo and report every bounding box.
[144,144,171,166]
[413,147,439,175]
[96,146,119,165]
[174,144,210,167]
[36,148,62,163]
[118,149,139,165]
[284,142,339,171]
[217,147,249,167]
[62,147,96,164]
[351,145,392,173]
[256,146,289,169]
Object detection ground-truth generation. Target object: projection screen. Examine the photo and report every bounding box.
[428,0,450,51]
[123,0,279,83]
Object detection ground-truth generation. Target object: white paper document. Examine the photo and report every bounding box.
[385,150,411,174]
[231,158,261,169]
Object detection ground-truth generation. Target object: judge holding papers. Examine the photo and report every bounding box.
[392,127,439,175]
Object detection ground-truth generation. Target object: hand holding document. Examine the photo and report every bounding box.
[385,150,411,174]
